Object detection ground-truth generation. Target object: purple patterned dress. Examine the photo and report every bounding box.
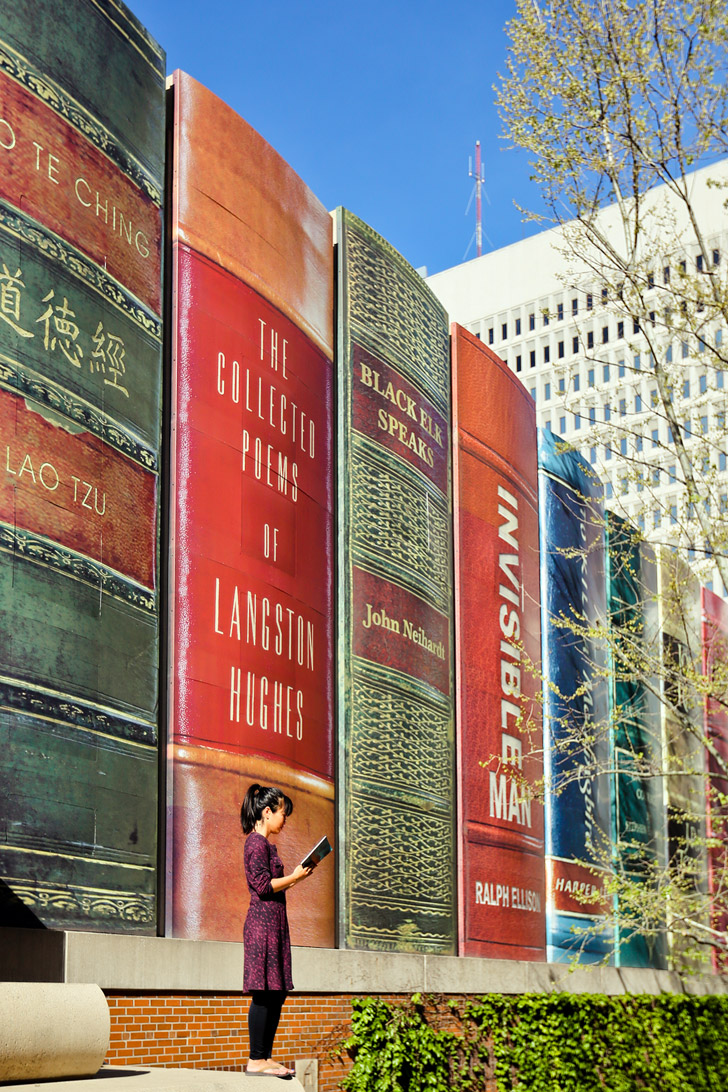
[243,832,293,992]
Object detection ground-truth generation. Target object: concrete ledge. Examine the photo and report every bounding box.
[1,928,727,997]
[0,982,109,1082]
[0,1066,305,1091]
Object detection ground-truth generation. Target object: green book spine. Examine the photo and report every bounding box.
[335,209,456,953]
[0,0,164,932]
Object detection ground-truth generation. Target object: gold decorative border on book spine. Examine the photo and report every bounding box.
[2,876,155,925]
[0,677,157,745]
[0,41,162,205]
[0,203,161,336]
[0,523,156,612]
[0,354,157,471]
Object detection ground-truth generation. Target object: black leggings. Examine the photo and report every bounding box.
[248,990,288,1060]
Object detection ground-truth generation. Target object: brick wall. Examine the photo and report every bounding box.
[105,992,407,1092]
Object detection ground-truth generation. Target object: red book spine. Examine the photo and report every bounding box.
[452,324,546,960]
[167,72,334,944]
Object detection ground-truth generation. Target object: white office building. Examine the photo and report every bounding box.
[427,161,728,594]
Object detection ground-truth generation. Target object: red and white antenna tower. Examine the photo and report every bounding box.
[468,140,485,257]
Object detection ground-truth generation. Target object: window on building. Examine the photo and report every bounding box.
[653,467,660,486]
[713,248,721,267]
[666,344,673,363]
[638,514,645,532]
[668,464,676,482]
[700,374,707,394]
[557,302,564,321]
[587,330,594,349]
[515,317,521,336]
[590,447,597,464]
[558,340,565,359]
[701,415,708,434]
[588,368,595,387]
[488,328,494,345]
[559,415,566,433]
[586,293,593,311]
[682,340,689,359]
[635,393,642,412]
[544,346,550,364]
[544,382,551,400]
[649,311,655,327]
[684,418,691,438]
[620,437,628,456]
[648,271,655,289]
[559,377,566,394]
[545,419,552,431]
[720,452,727,471]
[574,374,580,392]
[680,259,686,273]
[574,413,581,430]
[516,355,522,372]
[619,397,626,416]
[603,364,610,382]
[573,336,579,354]
[501,323,507,340]
[602,326,609,343]
[654,509,661,528]
[530,349,536,367]
[635,435,643,452]
[617,321,624,340]
[716,329,723,346]
[543,310,549,327]
[650,388,658,407]
[529,312,535,331]
[606,481,613,497]
[604,403,611,422]
[721,494,728,515]
[652,428,659,447]
[633,319,640,334]
[697,254,704,272]
[572,298,578,316]
[634,353,641,371]
[620,476,628,495]
[589,407,596,424]
[530,387,536,400]
[663,265,670,284]
[618,360,625,378]
[670,504,677,525]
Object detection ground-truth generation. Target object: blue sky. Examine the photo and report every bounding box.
[132,0,543,275]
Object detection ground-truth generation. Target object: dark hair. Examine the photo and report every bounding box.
[241,783,293,834]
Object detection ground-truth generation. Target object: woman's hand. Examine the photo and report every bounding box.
[270,863,314,893]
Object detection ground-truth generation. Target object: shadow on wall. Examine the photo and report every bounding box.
[0,878,46,929]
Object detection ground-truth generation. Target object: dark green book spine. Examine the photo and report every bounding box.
[335,209,456,953]
[0,0,164,931]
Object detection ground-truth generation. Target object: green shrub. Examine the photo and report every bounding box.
[341,993,728,1092]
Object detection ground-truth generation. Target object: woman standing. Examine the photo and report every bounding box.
[241,783,314,1078]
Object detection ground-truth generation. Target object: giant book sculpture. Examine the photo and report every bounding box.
[658,552,708,971]
[335,209,455,952]
[538,429,611,963]
[167,72,335,944]
[451,326,545,960]
[606,514,666,968]
[701,587,728,972]
[0,0,164,931]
